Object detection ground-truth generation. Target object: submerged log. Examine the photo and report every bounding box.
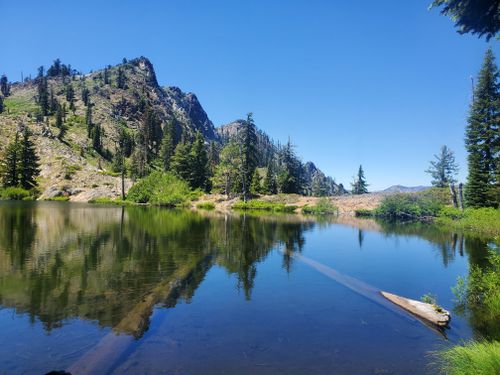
[381,291,451,327]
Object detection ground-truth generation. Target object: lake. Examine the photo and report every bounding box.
[0,201,492,374]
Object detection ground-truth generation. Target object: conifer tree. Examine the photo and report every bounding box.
[81,87,90,106]
[116,67,126,89]
[465,48,499,207]
[160,119,176,171]
[0,133,20,187]
[56,104,68,140]
[170,138,193,184]
[18,128,40,189]
[49,88,57,114]
[425,145,459,187]
[86,104,93,138]
[238,113,258,199]
[103,66,110,84]
[250,169,263,195]
[277,140,303,194]
[37,76,49,116]
[0,95,4,114]
[351,165,368,194]
[211,140,242,196]
[0,75,9,97]
[190,132,209,190]
[263,163,277,194]
[92,124,103,153]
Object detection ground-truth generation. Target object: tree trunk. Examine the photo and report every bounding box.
[457,183,464,211]
[449,183,458,208]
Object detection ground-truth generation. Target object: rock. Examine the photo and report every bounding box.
[381,291,451,327]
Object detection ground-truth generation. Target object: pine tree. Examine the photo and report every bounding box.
[250,169,263,195]
[351,165,368,194]
[0,95,4,114]
[190,132,209,190]
[238,113,258,199]
[426,145,459,187]
[160,119,176,171]
[18,128,40,189]
[81,87,90,106]
[49,88,57,114]
[116,67,126,89]
[103,66,110,84]
[0,133,20,187]
[37,76,49,116]
[0,75,9,97]
[263,163,277,194]
[211,140,242,196]
[92,124,103,153]
[277,140,303,194]
[170,138,193,184]
[465,48,499,207]
[86,104,93,138]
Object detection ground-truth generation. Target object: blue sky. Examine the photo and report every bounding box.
[1,0,497,190]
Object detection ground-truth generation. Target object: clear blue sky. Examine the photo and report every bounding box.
[1,0,497,190]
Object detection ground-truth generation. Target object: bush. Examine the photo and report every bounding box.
[435,340,500,375]
[437,207,500,237]
[127,171,193,207]
[375,193,443,219]
[196,202,215,210]
[355,209,374,217]
[232,200,297,213]
[0,187,36,201]
[302,198,338,215]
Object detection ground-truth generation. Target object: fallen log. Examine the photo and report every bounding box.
[381,291,451,327]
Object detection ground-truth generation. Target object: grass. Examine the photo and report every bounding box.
[196,201,215,210]
[436,207,500,237]
[4,95,39,115]
[232,200,297,213]
[434,341,500,375]
[88,197,133,205]
[44,196,70,201]
[302,198,338,215]
[126,171,194,207]
[0,187,37,201]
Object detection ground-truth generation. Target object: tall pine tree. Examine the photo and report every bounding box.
[351,165,368,194]
[465,48,499,207]
[0,133,20,187]
[18,128,40,189]
[160,119,176,171]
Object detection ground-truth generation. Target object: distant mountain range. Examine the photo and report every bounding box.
[379,185,431,194]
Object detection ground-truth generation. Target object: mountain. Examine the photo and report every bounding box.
[217,120,346,195]
[0,56,345,199]
[381,185,431,194]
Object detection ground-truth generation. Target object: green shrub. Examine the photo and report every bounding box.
[196,202,215,210]
[0,187,36,200]
[436,207,500,237]
[302,198,338,215]
[376,193,443,219]
[232,200,297,213]
[434,340,500,375]
[127,172,192,207]
[45,196,70,202]
[89,197,132,205]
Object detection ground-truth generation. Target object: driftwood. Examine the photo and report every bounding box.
[381,291,450,327]
[284,250,450,336]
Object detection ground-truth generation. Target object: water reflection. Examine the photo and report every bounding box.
[0,202,492,343]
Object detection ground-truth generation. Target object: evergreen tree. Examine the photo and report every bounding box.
[37,76,49,116]
[81,87,90,106]
[211,140,242,196]
[47,58,62,77]
[160,119,176,171]
[425,145,459,187]
[250,169,263,195]
[0,75,9,97]
[65,84,75,102]
[263,163,277,194]
[103,66,110,84]
[170,138,193,183]
[0,133,20,187]
[56,104,68,140]
[277,140,303,194]
[0,95,4,114]
[92,124,103,153]
[49,88,57,114]
[116,67,126,89]
[465,48,499,207]
[190,132,209,190]
[351,165,368,194]
[86,103,93,138]
[18,128,40,189]
[239,113,258,198]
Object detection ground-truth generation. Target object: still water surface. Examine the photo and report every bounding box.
[0,202,491,374]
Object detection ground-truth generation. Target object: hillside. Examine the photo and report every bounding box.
[0,57,345,200]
